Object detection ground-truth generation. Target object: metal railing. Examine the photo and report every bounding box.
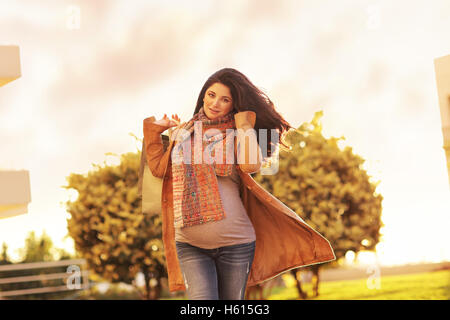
[0,259,89,298]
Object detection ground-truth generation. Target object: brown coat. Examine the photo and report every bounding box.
[140,116,335,292]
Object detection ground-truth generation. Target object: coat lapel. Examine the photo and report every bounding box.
[236,167,336,286]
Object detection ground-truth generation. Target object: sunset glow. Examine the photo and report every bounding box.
[1,0,449,267]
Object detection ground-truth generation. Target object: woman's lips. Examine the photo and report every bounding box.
[209,109,220,114]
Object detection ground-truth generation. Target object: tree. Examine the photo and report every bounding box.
[0,242,9,264]
[63,150,166,300]
[253,111,384,298]
[18,230,54,263]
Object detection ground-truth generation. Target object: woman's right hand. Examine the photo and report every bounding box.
[153,113,180,127]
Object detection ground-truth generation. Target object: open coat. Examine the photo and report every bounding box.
[140,116,335,292]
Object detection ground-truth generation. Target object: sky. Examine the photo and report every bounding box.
[0,0,449,266]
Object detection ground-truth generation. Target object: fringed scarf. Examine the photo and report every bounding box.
[170,107,236,229]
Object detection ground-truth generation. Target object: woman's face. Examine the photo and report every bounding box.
[203,82,234,120]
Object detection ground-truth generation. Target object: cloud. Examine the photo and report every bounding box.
[44,6,215,107]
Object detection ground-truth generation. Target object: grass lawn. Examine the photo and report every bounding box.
[267,270,450,300]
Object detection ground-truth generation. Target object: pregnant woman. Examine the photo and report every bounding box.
[142,67,335,300]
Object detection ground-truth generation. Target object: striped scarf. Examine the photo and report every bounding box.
[171,107,236,229]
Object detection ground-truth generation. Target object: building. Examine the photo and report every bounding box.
[0,45,31,219]
[0,45,21,86]
[0,171,31,219]
[434,54,450,188]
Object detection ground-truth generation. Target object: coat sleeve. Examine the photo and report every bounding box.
[235,129,263,174]
[234,111,262,174]
[143,117,172,178]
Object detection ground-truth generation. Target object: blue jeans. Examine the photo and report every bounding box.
[175,241,256,300]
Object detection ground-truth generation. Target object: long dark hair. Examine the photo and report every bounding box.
[193,68,293,160]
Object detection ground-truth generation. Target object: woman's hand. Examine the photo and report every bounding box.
[153,113,181,127]
[234,111,256,130]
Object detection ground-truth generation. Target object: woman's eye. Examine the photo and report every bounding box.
[208,93,214,97]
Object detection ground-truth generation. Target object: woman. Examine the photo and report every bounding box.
[142,68,335,300]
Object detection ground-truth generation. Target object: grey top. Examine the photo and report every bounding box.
[174,164,256,249]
